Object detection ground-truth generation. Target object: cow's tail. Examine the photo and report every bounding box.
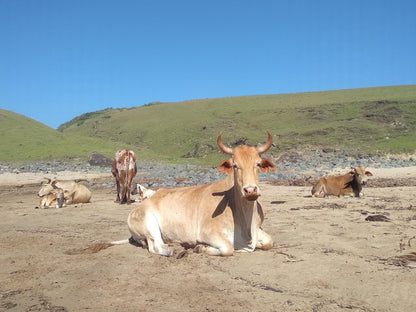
[64,239,130,255]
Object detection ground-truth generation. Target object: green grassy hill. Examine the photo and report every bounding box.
[59,85,416,164]
[1,85,415,164]
[0,109,133,163]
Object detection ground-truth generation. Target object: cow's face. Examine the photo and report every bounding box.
[217,131,276,201]
[351,166,373,185]
[38,179,57,197]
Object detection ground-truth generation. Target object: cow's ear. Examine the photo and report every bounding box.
[259,159,276,173]
[348,171,355,176]
[365,171,373,176]
[217,159,233,174]
[51,180,58,186]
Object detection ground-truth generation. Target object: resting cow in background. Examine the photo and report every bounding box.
[137,184,156,201]
[39,178,92,205]
[127,131,276,257]
[311,166,373,198]
[112,149,137,204]
[39,187,65,208]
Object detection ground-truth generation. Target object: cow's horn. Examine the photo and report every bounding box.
[217,133,233,155]
[43,177,51,183]
[256,130,273,154]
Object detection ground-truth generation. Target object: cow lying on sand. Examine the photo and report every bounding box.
[128,131,277,256]
[38,181,65,208]
[311,166,373,197]
[80,131,277,257]
[39,178,92,205]
[111,149,137,204]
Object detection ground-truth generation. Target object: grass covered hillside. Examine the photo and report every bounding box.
[0,109,132,163]
[59,85,416,165]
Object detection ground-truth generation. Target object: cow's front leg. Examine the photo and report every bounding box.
[194,242,234,256]
[256,228,273,250]
[195,232,234,256]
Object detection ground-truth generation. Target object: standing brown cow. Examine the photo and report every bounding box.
[112,149,137,204]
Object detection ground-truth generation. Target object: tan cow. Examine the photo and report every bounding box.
[127,131,277,257]
[39,178,92,204]
[311,166,373,197]
[38,180,65,208]
[111,149,137,204]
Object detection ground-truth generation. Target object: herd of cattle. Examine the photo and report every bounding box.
[36,131,373,257]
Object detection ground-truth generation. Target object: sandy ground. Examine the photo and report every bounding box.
[1,167,416,312]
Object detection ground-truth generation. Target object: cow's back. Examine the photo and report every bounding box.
[114,150,136,178]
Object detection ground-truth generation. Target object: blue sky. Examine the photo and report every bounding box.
[1,0,415,129]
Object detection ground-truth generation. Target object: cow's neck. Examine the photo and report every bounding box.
[229,175,259,249]
[349,174,362,196]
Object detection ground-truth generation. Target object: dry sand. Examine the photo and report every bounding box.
[1,167,416,311]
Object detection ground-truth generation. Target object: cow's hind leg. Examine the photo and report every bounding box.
[128,210,173,257]
[145,214,173,256]
[126,169,135,204]
[115,180,121,202]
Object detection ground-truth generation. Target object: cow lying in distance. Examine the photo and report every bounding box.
[39,178,92,205]
[39,183,65,208]
[111,149,137,204]
[311,166,373,197]
[137,184,156,201]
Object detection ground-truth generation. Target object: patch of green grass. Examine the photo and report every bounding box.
[2,85,416,164]
[0,109,133,163]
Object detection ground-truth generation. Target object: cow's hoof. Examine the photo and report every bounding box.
[176,250,188,259]
[156,244,173,257]
[193,245,205,254]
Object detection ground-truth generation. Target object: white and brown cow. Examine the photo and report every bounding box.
[311,166,373,197]
[126,131,276,256]
[111,149,137,204]
[39,178,91,205]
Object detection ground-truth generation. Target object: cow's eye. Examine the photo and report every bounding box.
[233,162,239,169]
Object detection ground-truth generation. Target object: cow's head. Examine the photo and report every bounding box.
[38,178,57,197]
[217,131,276,201]
[350,166,373,185]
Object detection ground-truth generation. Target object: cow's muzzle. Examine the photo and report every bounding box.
[243,185,260,201]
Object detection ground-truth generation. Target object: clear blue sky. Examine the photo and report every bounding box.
[1,0,415,129]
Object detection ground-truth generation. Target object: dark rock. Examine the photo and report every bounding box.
[365,215,391,222]
[89,152,112,167]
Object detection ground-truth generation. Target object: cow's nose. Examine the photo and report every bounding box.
[243,185,259,199]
